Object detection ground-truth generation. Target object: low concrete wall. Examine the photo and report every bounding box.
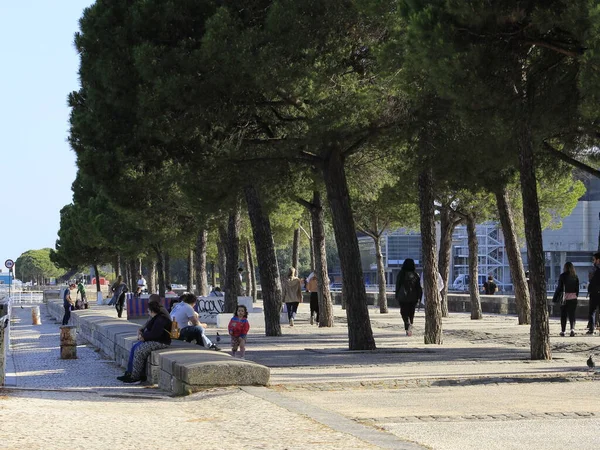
[46,300,270,395]
[328,291,591,320]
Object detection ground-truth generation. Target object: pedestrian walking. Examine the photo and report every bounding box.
[282,267,303,327]
[76,279,87,310]
[395,259,422,336]
[306,271,319,325]
[553,262,579,337]
[228,305,250,359]
[587,252,600,334]
[109,276,128,318]
[61,283,76,325]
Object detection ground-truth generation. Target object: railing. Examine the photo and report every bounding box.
[0,311,9,386]
[7,291,44,304]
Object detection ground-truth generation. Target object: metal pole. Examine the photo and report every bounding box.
[8,268,12,299]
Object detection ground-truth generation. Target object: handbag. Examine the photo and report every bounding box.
[552,288,565,305]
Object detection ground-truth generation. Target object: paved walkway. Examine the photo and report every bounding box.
[2,301,600,449]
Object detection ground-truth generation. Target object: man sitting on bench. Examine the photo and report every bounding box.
[170,292,220,351]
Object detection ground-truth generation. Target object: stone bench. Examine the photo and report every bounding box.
[46,300,270,395]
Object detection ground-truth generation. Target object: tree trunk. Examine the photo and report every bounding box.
[195,229,208,296]
[419,168,443,344]
[466,214,483,320]
[164,252,171,289]
[154,247,165,298]
[224,206,241,313]
[218,225,227,288]
[244,239,252,296]
[292,227,300,271]
[310,190,333,327]
[373,234,388,313]
[495,185,531,325]
[438,205,457,317]
[323,148,374,349]
[187,247,194,292]
[210,262,217,290]
[138,258,143,275]
[244,184,282,336]
[128,259,137,292]
[93,263,101,293]
[147,259,156,294]
[309,220,315,272]
[114,255,120,278]
[519,121,551,360]
[120,259,127,286]
[247,239,258,302]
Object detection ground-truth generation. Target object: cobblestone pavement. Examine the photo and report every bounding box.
[3,302,600,449]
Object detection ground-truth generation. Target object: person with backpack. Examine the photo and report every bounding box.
[395,259,423,336]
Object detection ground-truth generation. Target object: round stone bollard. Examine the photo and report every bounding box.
[59,326,77,359]
[31,306,42,325]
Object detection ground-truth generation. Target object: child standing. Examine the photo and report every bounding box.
[228,305,250,359]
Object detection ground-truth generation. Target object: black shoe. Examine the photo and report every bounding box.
[586,329,594,335]
[209,344,221,351]
[117,373,133,382]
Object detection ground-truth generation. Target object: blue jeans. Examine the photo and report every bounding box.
[127,341,144,374]
[179,325,211,347]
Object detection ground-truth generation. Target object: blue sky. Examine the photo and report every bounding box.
[0,1,94,268]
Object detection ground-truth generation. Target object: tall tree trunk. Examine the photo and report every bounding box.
[128,259,137,292]
[310,190,333,327]
[138,258,143,275]
[210,262,217,290]
[187,247,194,292]
[120,259,127,286]
[93,263,101,294]
[373,233,388,314]
[164,252,171,289]
[309,220,315,273]
[419,168,443,344]
[244,240,252,296]
[323,148,374,349]
[195,229,208,296]
[147,259,156,294]
[114,255,121,278]
[438,205,457,318]
[466,214,483,320]
[224,206,241,313]
[154,247,165,298]
[495,185,531,325]
[519,120,551,360]
[247,239,258,302]
[218,226,228,288]
[244,184,282,336]
[292,227,300,271]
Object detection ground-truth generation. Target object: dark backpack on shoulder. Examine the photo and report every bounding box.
[397,272,421,304]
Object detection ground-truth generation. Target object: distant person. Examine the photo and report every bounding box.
[118,295,171,383]
[62,283,76,325]
[209,286,224,297]
[170,292,220,350]
[419,270,444,308]
[76,279,88,310]
[586,252,600,334]
[553,262,579,337]
[237,267,245,296]
[395,259,422,336]
[282,267,303,327]
[482,275,498,295]
[306,271,319,325]
[165,285,176,296]
[109,276,128,318]
[228,305,250,359]
[137,273,147,293]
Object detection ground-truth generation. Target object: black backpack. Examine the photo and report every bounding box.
[397,272,421,304]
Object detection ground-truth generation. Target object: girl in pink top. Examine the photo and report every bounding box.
[228,305,250,358]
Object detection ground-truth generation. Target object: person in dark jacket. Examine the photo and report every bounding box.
[587,252,600,334]
[395,259,423,336]
[554,262,580,337]
[118,295,172,383]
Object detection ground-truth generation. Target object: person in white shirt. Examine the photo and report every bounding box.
[137,273,148,293]
[170,292,220,350]
[420,270,445,307]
